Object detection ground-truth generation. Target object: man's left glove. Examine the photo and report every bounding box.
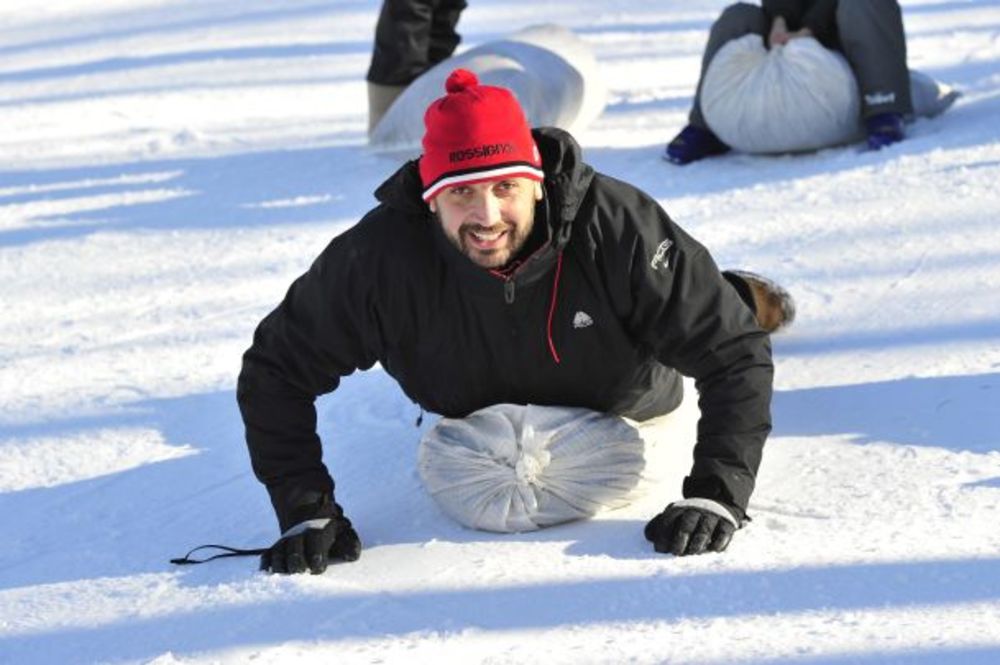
[260,513,362,575]
[644,498,743,556]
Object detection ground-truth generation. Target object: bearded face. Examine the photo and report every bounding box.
[429,177,543,269]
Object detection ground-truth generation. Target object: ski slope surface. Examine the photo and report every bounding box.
[2,1,999,663]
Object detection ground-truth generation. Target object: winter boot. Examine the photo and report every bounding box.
[664,125,730,165]
[865,112,904,150]
[727,270,796,334]
[368,82,407,136]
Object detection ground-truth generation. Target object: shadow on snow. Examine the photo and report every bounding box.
[2,553,999,664]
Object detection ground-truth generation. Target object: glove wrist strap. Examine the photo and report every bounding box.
[169,544,269,565]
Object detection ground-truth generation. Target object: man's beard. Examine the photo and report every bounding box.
[440,213,535,269]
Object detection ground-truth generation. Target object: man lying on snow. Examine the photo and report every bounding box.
[237,69,794,575]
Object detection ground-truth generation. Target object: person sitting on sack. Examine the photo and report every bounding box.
[666,0,913,164]
[238,68,795,574]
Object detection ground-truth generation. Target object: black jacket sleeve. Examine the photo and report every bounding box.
[764,0,839,47]
[601,181,773,517]
[237,226,381,532]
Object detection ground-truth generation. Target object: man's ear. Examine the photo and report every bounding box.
[534,181,544,201]
[428,198,438,214]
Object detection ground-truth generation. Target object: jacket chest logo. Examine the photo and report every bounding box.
[572,310,594,329]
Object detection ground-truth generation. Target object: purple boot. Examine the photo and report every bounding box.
[664,125,730,165]
[865,112,905,150]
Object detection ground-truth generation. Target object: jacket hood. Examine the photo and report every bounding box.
[531,127,595,250]
[373,127,595,251]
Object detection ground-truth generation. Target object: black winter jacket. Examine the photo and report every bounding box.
[237,128,774,532]
[764,0,840,48]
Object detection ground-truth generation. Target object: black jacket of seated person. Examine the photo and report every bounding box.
[764,0,840,47]
[237,127,774,534]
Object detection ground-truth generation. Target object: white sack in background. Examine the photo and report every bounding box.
[910,70,961,118]
[370,24,607,150]
[418,404,646,533]
[701,34,860,154]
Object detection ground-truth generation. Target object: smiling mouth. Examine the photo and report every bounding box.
[465,227,509,251]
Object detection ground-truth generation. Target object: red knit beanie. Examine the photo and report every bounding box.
[419,69,544,202]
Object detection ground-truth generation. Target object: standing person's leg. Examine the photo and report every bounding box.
[666,3,768,164]
[427,0,467,70]
[367,0,440,133]
[836,0,912,148]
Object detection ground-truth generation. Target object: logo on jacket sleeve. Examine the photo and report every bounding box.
[650,238,674,272]
[572,311,594,329]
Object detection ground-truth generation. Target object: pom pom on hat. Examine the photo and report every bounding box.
[420,68,544,202]
[445,68,479,93]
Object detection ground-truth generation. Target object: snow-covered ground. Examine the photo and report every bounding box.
[2,0,1000,662]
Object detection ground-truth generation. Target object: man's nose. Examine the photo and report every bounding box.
[472,192,503,225]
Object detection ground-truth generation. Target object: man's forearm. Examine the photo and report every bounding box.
[237,363,336,532]
[686,340,773,514]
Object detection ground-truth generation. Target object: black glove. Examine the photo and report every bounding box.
[644,498,742,556]
[260,511,362,575]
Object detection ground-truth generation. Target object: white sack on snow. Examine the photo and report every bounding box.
[701,34,861,154]
[369,24,607,149]
[418,404,646,533]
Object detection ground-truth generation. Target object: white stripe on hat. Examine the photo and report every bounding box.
[422,164,545,202]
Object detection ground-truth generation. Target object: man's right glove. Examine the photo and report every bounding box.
[260,509,362,575]
[644,498,742,556]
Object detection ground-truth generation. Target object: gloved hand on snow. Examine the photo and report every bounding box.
[644,498,743,556]
[260,499,361,574]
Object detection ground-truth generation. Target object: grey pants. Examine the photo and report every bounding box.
[689,1,913,129]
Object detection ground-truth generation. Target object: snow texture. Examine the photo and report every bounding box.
[1,1,999,663]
